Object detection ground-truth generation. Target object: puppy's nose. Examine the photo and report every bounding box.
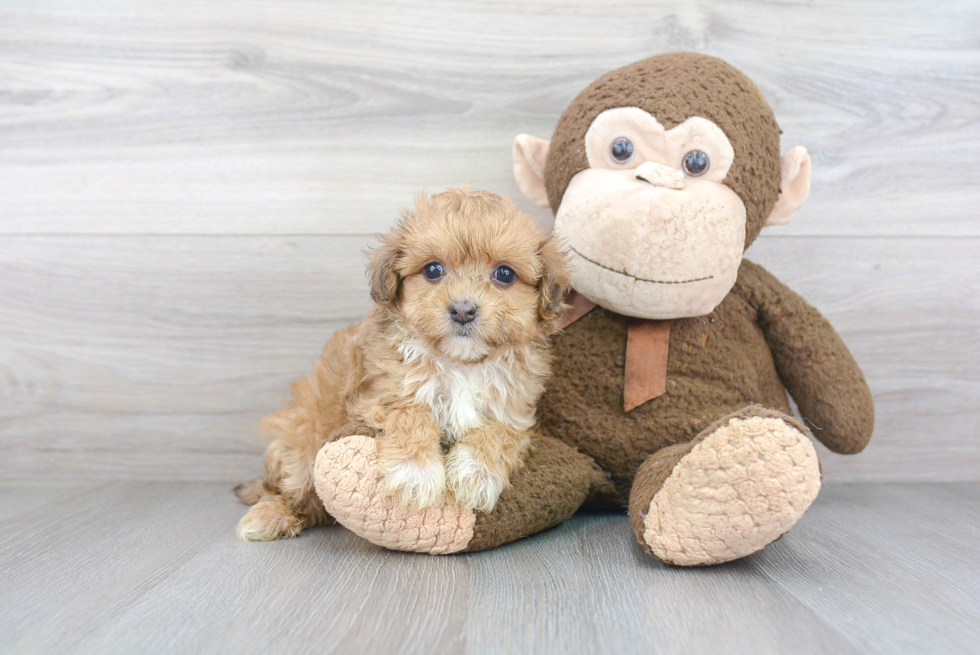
[449,301,478,325]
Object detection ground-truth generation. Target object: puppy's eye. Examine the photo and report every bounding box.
[493,265,516,285]
[422,262,445,281]
[611,137,634,163]
[682,150,710,177]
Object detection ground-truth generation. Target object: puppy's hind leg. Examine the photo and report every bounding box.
[237,325,359,541]
[237,494,309,541]
[236,438,333,542]
[234,479,265,505]
[234,479,305,540]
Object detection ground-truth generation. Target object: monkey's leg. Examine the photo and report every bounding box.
[628,406,821,566]
[314,434,608,554]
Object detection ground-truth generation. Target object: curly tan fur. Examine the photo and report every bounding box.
[236,188,569,541]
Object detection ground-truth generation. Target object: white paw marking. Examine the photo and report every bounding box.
[446,445,505,513]
[380,455,446,510]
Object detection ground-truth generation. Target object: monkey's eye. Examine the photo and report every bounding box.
[610,137,634,163]
[422,262,445,281]
[492,265,516,285]
[682,150,710,176]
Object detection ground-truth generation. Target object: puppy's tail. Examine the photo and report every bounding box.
[234,478,266,505]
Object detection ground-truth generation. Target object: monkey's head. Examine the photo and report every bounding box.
[513,52,811,320]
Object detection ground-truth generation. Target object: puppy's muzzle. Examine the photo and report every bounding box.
[449,301,478,325]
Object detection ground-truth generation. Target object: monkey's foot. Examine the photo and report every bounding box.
[630,408,821,566]
[314,436,476,554]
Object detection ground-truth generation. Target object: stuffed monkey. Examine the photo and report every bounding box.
[313,53,874,565]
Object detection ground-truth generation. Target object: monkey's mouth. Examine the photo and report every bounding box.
[568,246,714,285]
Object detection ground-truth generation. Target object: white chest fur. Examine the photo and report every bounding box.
[398,340,531,441]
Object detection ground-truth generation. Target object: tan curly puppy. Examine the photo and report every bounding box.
[236,188,569,541]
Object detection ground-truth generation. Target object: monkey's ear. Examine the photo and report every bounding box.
[513,134,552,208]
[766,146,812,227]
[366,232,402,307]
[536,235,571,327]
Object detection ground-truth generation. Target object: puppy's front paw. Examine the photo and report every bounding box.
[446,445,505,513]
[379,455,446,510]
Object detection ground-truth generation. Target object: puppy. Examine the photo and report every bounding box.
[236,188,569,541]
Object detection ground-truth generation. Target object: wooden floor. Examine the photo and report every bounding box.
[1,481,977,654]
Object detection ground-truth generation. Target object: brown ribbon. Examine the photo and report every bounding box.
[623,318,671,412]
[558,290,671,412]
[556,290,598,330]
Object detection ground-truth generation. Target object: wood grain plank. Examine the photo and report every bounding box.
[0,0,977,236]
[1,235,976,482]
[66,488,855,655]
[2,482,977,654]
[0,482,237,653]
[463,514,860,654]
[0,235,373,480]
[72,514,470,654]
[754,483,980,652]
[0,480,107,523]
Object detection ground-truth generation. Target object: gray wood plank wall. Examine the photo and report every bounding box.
[1,0,978,482]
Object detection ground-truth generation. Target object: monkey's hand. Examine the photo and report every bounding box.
[742,260,875,454]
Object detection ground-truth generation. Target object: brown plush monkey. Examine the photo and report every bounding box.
[313,53,874,565]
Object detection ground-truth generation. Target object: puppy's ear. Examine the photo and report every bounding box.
[536,235,571,327]
[367,231,403,307]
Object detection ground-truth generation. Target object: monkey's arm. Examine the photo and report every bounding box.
[739,260,874,454]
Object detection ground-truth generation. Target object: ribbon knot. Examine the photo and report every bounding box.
[557,291,671,412]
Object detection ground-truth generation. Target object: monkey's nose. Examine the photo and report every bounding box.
[635,161,685,190]
[449,301,478,325]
